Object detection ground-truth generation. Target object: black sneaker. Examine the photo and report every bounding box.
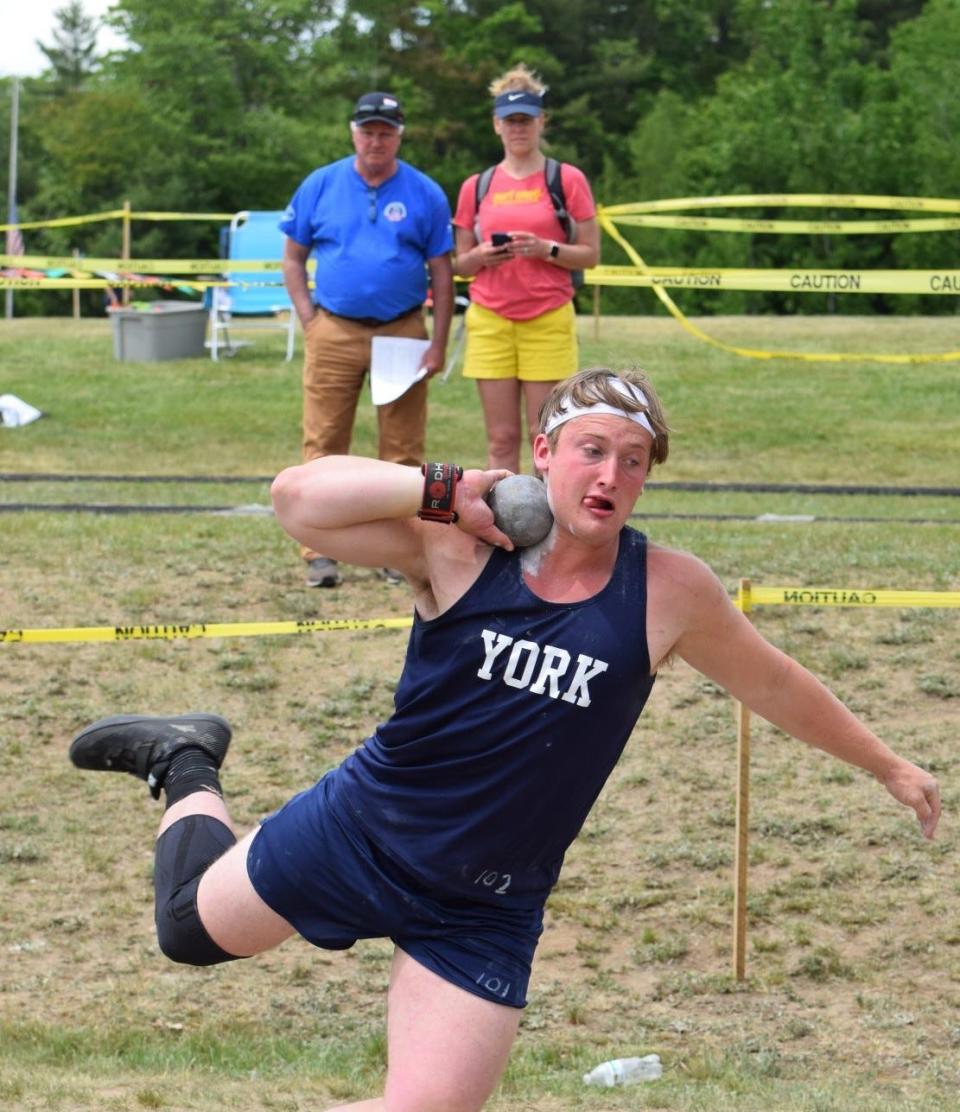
[306,556,341,588]
[69,713,232,800]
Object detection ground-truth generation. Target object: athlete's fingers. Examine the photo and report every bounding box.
[917,780,941,840]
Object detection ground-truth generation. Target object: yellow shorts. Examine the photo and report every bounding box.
[462,301,578,382]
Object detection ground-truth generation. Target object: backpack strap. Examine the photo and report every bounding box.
[543,157,577,244]
[544,157,582,290]
[473,166,497,242]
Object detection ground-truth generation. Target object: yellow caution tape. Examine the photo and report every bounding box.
[738,587,960,612]
[1,617,414,645]
[4,197,958,367]
[0,277,296,292]
[598,193,960,216]
[586,264,960,295]
[596,214,960,364]
[7,196,956,235]
[0,277,219,291]
[130,211,235,222]
[0,210,126,232]
[0,210,234,233]
[0,279,295,292]
[3,591,957,645]
[5,258,958,299]
[608,214,960,234]
[0,254,287,273]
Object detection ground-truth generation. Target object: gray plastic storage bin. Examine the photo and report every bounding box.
[111,301,208,362]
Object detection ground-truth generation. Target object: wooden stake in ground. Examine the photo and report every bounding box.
[121,199,132,306]
[732,577,752,980]
[592,280,601,340]
[72,248,81,319]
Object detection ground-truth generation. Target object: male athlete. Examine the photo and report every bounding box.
[70,368,940,1112]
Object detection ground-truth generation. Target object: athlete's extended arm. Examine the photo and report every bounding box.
[270,456,513,573]
[652,548,941,839]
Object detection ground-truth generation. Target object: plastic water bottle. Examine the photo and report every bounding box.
[582,1053,663,1086]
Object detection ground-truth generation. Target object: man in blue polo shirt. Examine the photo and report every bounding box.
[281,92,454,587]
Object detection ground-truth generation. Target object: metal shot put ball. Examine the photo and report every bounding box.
[486,475,554,548]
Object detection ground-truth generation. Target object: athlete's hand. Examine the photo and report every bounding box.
[880,758,941,839]
[455,468,515,550]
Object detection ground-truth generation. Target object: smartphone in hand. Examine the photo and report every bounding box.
[491,233,513,247]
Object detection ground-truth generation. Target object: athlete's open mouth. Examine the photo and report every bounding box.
[583,495,614,512]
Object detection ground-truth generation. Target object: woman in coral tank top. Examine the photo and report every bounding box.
[453,64,600,472]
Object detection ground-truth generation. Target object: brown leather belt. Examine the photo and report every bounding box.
[317,303,422,328]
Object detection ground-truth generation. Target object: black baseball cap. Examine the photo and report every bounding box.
[352,92,405,127]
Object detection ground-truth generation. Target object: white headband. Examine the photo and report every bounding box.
[543,379,656,439]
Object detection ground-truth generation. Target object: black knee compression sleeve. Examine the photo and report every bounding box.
[154,814,240,966]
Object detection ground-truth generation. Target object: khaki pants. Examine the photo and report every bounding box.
[300,307,428,561]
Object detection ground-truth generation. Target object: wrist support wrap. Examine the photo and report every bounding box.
[417,462,462,524]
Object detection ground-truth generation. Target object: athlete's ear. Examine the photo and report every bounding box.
[532,432,551,471]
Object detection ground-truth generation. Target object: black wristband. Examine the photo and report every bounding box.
[417,462,462,524]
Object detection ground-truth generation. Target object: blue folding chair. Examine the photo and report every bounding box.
[208,211,295,361]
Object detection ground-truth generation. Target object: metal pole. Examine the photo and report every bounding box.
[5,76,20,320]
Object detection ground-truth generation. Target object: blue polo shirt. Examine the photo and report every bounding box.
[280,156,453,320]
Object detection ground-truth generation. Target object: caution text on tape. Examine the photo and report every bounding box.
[737,587,960,613]
[585,265,960,295]
[1,617,414,644]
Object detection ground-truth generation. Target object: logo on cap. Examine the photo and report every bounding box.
[352,92,405,126]
[493,90,543,118]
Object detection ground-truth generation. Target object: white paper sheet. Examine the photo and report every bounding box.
[370,336,430,406]
[0,393,43,428]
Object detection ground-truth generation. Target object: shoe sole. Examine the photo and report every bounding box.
[306,576,341,587]
[70,712,232,771]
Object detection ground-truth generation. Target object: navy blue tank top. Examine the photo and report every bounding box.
[328,527,656,907]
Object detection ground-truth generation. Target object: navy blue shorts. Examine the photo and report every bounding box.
[246,775,543,1008]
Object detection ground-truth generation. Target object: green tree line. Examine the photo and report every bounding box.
[3,0,959,316]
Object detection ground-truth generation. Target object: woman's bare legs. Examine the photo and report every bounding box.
[521,380,556,473]
[477,378,558,473]
[476,379,522,472]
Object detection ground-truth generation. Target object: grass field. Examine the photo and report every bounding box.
[1,314,959,1110]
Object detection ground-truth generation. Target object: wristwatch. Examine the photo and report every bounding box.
[549,241,560,259]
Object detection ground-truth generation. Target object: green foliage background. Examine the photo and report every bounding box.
[3,0,960,317]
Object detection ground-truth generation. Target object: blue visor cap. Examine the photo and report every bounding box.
[494,91,543,118]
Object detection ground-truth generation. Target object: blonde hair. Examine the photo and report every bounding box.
[538,368,670,468]
[489,64,547,98]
